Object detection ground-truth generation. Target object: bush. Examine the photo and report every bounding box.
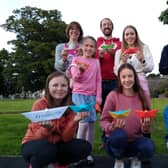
[164,89,168,97]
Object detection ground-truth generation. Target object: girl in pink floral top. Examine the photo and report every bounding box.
[70,36,102,166]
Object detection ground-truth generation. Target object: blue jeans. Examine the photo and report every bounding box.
[103,129,155,160]
[102,80,118,108]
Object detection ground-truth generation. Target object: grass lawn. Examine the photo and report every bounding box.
[0,98,167,156]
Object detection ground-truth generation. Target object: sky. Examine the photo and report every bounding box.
[0,0,168,74]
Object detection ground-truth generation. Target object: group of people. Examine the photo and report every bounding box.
[22,18,156,168]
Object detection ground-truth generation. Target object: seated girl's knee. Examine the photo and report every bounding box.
[108,129,127,143]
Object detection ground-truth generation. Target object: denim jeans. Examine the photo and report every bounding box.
[103,129,155,160]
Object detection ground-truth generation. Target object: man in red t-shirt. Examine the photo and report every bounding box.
[96,18,121,108]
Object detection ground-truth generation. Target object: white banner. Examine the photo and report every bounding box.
[22,106,69,122]
[22,103,95,122]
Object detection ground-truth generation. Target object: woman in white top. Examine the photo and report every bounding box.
[55,21,83,72]
[114,25,154,102]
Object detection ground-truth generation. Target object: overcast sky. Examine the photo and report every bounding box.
[0,0,168,74]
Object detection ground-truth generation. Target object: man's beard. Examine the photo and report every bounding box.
[103,28,112,37]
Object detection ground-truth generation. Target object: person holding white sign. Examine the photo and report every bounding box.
[21,71,91,168]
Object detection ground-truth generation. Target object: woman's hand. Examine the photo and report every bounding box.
[39,120,53,130]
[95,102,101,113]
[136,51,144,62]
[74,112,90,121]
[79,64,87,72]
[112,118,126,130]
[120,54,129,63]
[76,47,83,56]
[61,50,68,61]
[141,117,153,133]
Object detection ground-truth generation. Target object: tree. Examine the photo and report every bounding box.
[1,6,67,94]
[159,1,168,24]
[147,73,160,78]
[0,49,9,96]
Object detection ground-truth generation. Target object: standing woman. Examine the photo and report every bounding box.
[100,63,155,168]
[114,25,154,102]
[54,21,83,73]
[21,71,91,168]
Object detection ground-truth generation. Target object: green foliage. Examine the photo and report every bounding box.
[151,89,160,98]
[0,49,9,95]
[164,88,168,97]
[148,78,168,98]
[158,80,168,93]
[159,1,168,25]
[147,73,160,78]
[0,6,67,95]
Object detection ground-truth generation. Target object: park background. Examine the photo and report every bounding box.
[0,0,168,157]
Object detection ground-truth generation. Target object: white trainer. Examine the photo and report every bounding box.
[114,160,124,168]
[130,158,141,168]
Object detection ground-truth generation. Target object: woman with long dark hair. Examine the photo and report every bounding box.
[21,71,91,168]
[100,64,154,168]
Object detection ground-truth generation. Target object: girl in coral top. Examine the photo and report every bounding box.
[21,71,91,168]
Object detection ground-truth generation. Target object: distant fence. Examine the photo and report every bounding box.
[0,90,44,100]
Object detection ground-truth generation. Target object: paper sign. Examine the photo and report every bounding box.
[109,109,131,119]
[101,43,116,50]
[22,106,69,122]
[69,102,94,112]
[66,49,77,55]
[135,109,158,118]
[122,48,140,54]
[22,103,95,122]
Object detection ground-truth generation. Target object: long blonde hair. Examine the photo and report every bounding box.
[121,25,144,53]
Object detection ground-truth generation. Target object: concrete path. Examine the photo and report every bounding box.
[0,155,168,168]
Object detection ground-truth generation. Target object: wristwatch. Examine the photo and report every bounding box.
[141,59,146,64]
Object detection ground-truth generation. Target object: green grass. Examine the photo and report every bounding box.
[0,98,167,156]
[0,99,35,113]
[0,99,35,155]
[0,114,29,155]
[150,98,168,155]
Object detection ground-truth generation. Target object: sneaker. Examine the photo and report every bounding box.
[114,160,124,168]
[72,160,87,167]
[130,158,141,168]
[87,155,95,166]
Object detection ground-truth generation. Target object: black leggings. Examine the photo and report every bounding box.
[22,139,91,168]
